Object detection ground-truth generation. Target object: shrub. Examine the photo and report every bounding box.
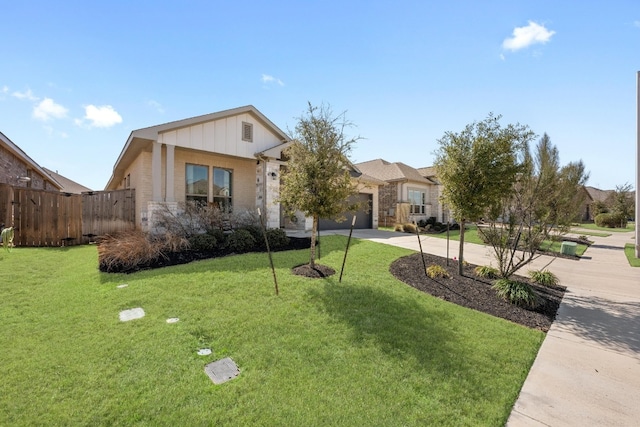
[264,228,290,249]
[417,219,428,228]
[528,269,560,287]
[226,229,257,253]
[403,223,417,233]
[426,264,449,279]
[492,279,539,308]
[394,223,404,232]
[594,212,627,228]
[241,224,263,243]
[474,265,500,279]
[188,233,218,251]
[207,228,226,246]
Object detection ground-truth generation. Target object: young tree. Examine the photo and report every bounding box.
[609,183,634,228]
[434,113,534,275]
[480,134,589,279]
[279,103,361,269]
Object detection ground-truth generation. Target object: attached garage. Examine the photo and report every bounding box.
[319,193,372,230]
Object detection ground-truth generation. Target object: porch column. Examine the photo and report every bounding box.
[165,144,175,202]
[152,141,162,202]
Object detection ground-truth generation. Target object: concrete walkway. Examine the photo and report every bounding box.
[304,228,640,426]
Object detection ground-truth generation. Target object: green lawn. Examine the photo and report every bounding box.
[424,224,589,256]
[624,243,640,267]
[570,230,610,238]
[0,236,543,426]
[575,222,635,232]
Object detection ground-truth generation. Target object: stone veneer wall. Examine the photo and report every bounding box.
[377,184,398,226]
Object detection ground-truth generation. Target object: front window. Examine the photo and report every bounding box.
[186,164,208,205]
[408,189,426,214]
[213,168,232,209]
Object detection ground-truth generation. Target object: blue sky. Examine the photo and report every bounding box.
[1,1,638,191]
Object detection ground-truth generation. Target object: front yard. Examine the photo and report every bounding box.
[0,236,544,426]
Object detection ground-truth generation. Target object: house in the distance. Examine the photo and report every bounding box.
[105,105,380,231]
[43,168,92,194]
[355,159,448,226]
[582,186,636,221]
[0,131,62,191]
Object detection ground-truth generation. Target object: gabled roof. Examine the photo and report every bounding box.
[585,186,612,203]
[0,131,62,189]
[355,159,432,184]
[129,105,289,142]
[106,105,290,189]
[43,168,92,194]
[416,166,441,184]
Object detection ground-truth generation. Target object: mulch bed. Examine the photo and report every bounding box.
[291,264,336,278]
[100,237,312,274]
[390,252,566,331]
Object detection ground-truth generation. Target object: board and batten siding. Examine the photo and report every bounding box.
[157,113,284,159]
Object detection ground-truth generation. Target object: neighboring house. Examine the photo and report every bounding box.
[356,159,447,226]
[105,105,380,231]
[583,185,636,221]
[43,168,92,194]
[0,131,62,191]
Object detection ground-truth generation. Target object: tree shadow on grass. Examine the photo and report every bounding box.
[555,294,640,355]
[305,281,471,376]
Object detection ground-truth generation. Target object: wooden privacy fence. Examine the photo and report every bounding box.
[0,184,135,247]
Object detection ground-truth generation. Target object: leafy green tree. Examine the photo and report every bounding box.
[434,113,534,275]
[609,183,634,228]
[279,103,360,269]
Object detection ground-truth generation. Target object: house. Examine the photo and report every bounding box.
[355,159,447,226]
[583,185,636,221]
[43,168,92,194]
[0,131,62,191]
[105,105,380,231]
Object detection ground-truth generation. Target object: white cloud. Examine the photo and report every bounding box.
[2,86,8,94]
[13,88,39,101]
[33,98,68,121]
[634,20,640,28]
[147,99,165,113]
[502,21,555,52]
[261,74,284,86]
[79,104,123,128]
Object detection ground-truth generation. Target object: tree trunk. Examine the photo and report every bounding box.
[309,215,318,268]
[458,219,465,276]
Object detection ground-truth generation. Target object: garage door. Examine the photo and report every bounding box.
[319,193,372,230]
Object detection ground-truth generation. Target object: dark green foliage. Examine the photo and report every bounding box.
[241,224,263,243]
[226,229,257,253]
[188,233,218,251]
[528,270,559,287]
[238,225,290,250]
[474,265,500,279]
[595,212,627,228]
[492,279,539,308]
[264,228,290,249]
[207,228,227,246]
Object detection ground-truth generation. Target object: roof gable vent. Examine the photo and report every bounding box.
[242,122,253,142]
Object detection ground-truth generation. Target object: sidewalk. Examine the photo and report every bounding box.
[310,228,640,426]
